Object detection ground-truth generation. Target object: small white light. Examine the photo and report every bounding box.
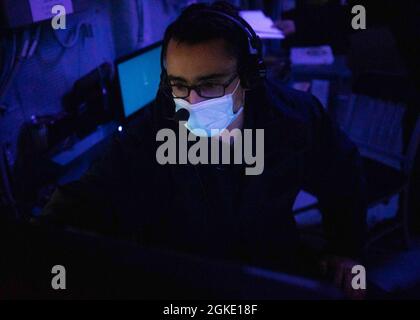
[118,126,123,132]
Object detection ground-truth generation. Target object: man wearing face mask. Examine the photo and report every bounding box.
[173,77,244,137]
[40,2,367,298]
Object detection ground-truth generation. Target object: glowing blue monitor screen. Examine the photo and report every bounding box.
[118,45,162,118]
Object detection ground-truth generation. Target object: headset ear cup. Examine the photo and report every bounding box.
[239,65,251,90]
[239,55,256,89]
[241,36,265,88]
[252,36,266,83]
[242,56,266,89]
[257,59,267,82]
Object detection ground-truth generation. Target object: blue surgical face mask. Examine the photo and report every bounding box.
[174,80,244,137]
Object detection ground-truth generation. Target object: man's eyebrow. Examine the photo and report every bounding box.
[167,72,233,83]
[196,72,231,81]
[167,75,188,83]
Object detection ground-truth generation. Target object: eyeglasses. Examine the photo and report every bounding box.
[170,74,238,99]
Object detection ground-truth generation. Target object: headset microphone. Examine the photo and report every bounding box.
[174,108,190,122]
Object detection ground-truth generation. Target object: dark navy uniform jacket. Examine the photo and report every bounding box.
[41,79,367,273]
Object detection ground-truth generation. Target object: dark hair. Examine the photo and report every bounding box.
[161,1,252,87]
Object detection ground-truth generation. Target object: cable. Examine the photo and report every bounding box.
[136,0,144,44]
[0,33,17,97]
[0,143,19,219]
[20,31,31,58]
[0,30,31,104]
[53,21,88,49]
[27,25,42,58]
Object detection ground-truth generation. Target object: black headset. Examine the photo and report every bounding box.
[160,6,266,91]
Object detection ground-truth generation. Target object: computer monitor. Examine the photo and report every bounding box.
[2,220,344,299]
[116,42,162,119]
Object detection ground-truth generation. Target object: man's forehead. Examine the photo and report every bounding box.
[165,38,237,82]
